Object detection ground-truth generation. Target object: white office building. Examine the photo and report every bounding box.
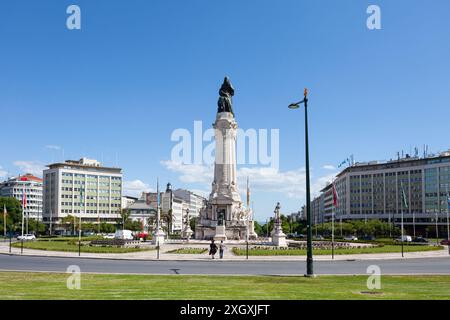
[43,158,122,227]
[0,174,43,221]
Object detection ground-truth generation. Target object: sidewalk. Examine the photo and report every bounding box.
[0,241,448,261]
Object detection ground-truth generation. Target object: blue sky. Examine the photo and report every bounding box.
[1,0,449,222]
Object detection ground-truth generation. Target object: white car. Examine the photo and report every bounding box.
[344,235,358,241]
[395,235,412,242]
[17,234,36,241]
[103,233,115,239]
[114,230,134,240]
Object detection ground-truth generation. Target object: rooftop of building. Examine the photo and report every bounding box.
[127,200,156,211]
[46,157,122,173]
[316,150,450,194]
[1,173,43,184]
[337,151,450,178]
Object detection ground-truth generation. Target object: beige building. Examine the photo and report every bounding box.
[42,158,122,227]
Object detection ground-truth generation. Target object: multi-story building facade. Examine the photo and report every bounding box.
[122,196,138,209]
[42,158,122,227]
[127,199,156,232]
[311,152,450,234]
[142,184,206,234]
[0,174,43,221]
[172,188,206,218]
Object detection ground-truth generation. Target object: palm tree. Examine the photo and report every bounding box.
[161,209,173,236]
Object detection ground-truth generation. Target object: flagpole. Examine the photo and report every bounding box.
[3,204,6,237]
[50,210,53,236]
[331,182,338,260]
[21,184,25,237]
[331,205,335,260]
[400,181,405,258]
[446,185,450,242]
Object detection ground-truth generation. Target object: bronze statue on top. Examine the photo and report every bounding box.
[217,76,235,116]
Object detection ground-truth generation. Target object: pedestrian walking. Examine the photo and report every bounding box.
[209,239,218,259]
[219,241,226,259]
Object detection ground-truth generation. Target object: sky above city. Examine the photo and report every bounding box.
[1,0,449,222]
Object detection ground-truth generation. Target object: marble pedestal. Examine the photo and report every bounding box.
[272,223,287,247]
[152,228,166,245]
[214,225,227,241]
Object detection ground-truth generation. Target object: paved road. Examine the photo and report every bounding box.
[1,253,449,275]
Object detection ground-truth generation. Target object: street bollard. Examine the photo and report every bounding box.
[21,239,23,254]
[157,244,160,260]
[246,241,249,260]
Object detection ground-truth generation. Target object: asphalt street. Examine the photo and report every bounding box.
[1,253,449,275]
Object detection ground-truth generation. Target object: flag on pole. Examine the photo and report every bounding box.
[332,184,338,207]
[337,160,347,168]
[246,177,250,208]
[22,189,27,208]
[3,204,6,236]
[401,182,408,209]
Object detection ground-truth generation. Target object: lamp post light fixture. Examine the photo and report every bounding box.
[288,88,314,277]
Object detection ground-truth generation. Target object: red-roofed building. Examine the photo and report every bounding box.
[0,174,43,230]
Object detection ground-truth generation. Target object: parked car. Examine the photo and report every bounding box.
[412,237,428,243]
[103,233,115,239]
[114,230,134,240]
[296,234,306,239]
[361,235,376,241]
[313,235,324,240]
[17,234,36,241]
[440,239,450,245]
[395,235,412,242]
[135,232,149,240]
[344,235,358,241]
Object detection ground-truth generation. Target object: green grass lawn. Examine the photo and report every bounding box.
[0,272,449,300]
[11,240,152,254]
[166,248,208,254]
[232,245,443,256]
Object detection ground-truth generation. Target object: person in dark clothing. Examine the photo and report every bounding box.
[209,240,218,259]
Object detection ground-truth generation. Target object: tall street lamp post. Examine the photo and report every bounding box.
[288,88,314,277]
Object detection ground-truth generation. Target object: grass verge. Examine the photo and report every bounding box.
[166,248,208,254]
[0,272,449,300]
[11,240,152,254]
[232,245,443,256]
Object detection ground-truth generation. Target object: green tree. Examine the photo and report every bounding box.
[100,222,115,233]
[0,197,23,234]
[161,209,173,236]
[190,216,197,234]
[254,221,264,236]
[61,215,76,234]
[27,218,46,234]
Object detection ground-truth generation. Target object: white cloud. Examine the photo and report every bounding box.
[322,164,336,170]
[45,145,61,150]
[123,180,154,198]
[161,160,337,201]
[160,160,213,184]
[13,161,46,177]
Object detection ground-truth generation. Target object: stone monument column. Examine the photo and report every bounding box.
[195,77,257,241]
[272,202,287,247]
